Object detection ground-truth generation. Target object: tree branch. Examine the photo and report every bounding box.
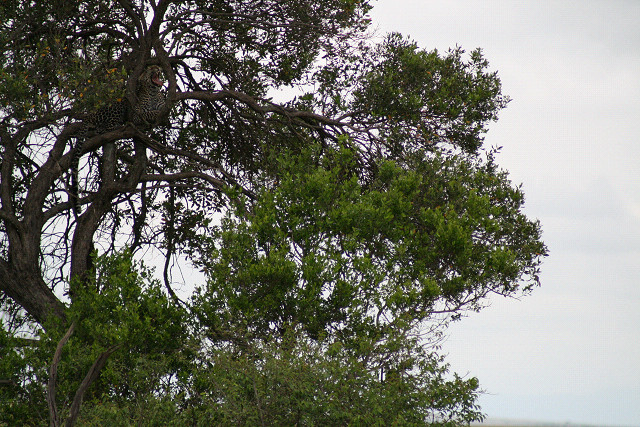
[48,322,76,427]
[65,344,121,427]
[174,90,352,129]
[69,132,147,287]
[141,171,226,190]
[0,258,66,325]
[115,0,144,39]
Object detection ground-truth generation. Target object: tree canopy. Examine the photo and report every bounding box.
[0,0,547,425]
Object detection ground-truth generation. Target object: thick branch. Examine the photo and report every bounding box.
[70,129,148,286]
[0,123,68,324]
[22,124,82,228]
[0,132,18,225]
[71,26,134,44]
[0,204,20,231]
[0,258,66,325]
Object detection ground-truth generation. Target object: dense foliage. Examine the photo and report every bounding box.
[0,0,546,425]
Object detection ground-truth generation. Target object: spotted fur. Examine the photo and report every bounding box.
[70,66,165,214]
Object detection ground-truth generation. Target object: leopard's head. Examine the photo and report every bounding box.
[139,65,164,88]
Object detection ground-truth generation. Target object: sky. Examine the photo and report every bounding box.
[369,1,640,425]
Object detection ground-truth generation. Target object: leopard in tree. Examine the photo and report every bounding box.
[70,65,166,215]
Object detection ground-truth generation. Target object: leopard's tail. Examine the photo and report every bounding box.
[70,140,83,216]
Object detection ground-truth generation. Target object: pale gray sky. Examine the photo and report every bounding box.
[370,1,640,425]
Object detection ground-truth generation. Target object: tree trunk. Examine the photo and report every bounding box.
[0,258,66,324]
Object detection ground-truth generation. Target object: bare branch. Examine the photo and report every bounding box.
[65,344,121,427]
[141,171,225,190]
[115,0,144,38]
[175,90,352,129]
[48,322,76,427]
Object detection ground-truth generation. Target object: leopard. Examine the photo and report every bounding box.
[70,65,166,215]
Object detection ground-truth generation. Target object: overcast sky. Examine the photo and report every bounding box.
[370,1,640,425]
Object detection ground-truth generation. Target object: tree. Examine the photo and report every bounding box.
[0,0,547,424]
